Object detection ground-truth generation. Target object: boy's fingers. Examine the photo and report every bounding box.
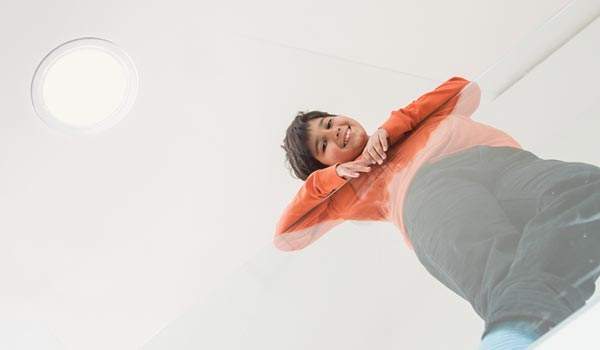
[351,163,369,171]
[359,151,368,160]
[355,158,369,166]
[360,154,375,165]
[375,143,386,160]
[379,132,388,152]
[342,162,372,180]
[374,136,387,159]
[368,150,381,164]
[350,162,371,172]
[368,147,384,164]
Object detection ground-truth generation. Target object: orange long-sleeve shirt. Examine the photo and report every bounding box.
[274,77,522,252]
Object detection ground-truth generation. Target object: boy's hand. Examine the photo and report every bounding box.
[335,158,372,180]
[362,128,389,165]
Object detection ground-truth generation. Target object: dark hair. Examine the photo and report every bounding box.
[282,110,336,181]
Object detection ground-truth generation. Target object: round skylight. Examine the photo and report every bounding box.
[31,38,138,133]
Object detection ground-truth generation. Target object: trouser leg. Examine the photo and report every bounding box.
[404,147,531,321]
[484,151,600,337]
[404,146,600,340]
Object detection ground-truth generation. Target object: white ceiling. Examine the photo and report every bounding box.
[1,0,599,349]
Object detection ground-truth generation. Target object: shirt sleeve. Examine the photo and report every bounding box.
[445,80,481,118]
[274,165,347,252]
[379,76,473,145]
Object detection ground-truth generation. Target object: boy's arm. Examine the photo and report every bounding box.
[379,76,477,145]
[446,80,481,118]
[274,165,347,251]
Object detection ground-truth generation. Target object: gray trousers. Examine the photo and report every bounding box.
[403,146,600,339]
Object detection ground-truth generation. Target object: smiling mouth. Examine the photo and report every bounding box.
[343,127,351,147]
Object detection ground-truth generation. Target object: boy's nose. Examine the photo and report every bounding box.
[328,127,341,145]
[331,127,340,140]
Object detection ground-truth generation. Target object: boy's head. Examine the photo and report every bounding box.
[282,110,368,180]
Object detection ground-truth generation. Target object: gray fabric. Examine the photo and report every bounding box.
[403,146,600,340]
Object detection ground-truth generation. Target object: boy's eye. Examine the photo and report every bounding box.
[322,118,332,153]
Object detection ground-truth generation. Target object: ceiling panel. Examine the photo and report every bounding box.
[2,1,597,349]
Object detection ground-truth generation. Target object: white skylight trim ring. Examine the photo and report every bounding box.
[31,37,139,134]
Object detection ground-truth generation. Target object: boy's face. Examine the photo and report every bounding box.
[306,115,369,166]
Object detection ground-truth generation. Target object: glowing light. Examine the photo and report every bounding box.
[31,38,138,133]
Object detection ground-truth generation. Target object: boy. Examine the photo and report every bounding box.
[275,77,600,349]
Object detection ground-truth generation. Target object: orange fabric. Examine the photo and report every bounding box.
[274,77,522,252]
